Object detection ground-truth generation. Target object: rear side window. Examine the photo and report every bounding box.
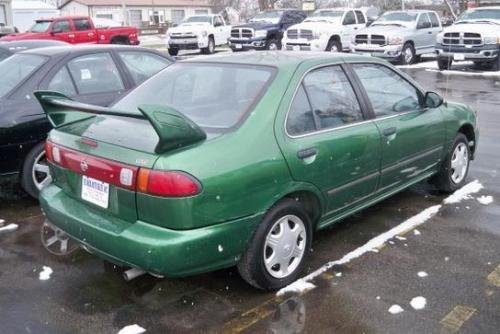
[118,51,170,85]
[52,20,71,32]
[287,66,363,135]
[67,53,124,94]
[355,11,366,24]
[48,66,77,96]
[0,54,46,98]
[74,18,92,31]
[429,13,440,27]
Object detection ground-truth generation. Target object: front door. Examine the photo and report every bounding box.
[341,11,357,49]
[72,18,96,44]
[50,19,74,43]
[276,64,381,216]
[415,13,433,53]
[350,63,445,192]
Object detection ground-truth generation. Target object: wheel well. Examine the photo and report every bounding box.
[208,34,214,40]
[283,191,322,226]
[328,35,341,46]
[404,40,414,48]
[458,124,476,155]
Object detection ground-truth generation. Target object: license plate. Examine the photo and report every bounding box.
[234,44,242,49]
[293,45,300,51]
[82,176,109,208]
[453,53,465,61]
[174,39,193,45]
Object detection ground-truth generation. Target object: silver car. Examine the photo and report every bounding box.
[351,10,442,64]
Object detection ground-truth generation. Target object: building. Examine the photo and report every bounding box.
[12,0,60,32]
[59,0,212,28]
[0,0,13,27]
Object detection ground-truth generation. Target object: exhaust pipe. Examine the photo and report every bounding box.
[123,267,146,281]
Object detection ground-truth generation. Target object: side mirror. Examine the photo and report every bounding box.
[424,91,443,108]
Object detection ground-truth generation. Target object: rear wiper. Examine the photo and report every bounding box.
[34,91,206,153]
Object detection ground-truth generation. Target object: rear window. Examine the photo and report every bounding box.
[113,63,275,132]
[0,54,46,98]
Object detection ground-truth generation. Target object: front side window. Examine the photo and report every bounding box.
[0,54,46,98]
[417,13,431,29]
[287,66,363,135]
[113,63,274,132]
[74,18,91,31]
[67,53,124,94]
[355,11,366,24]
[343,11,356,25]
[429,13,440,27]
[118,51,170,85]
[53,20,71,33]
[352,64,422,117]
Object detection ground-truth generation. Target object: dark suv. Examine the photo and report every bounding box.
[229,9,306,51]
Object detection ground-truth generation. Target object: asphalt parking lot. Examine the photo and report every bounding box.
[0,61,499,334]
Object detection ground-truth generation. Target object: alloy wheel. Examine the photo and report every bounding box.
[40,221,80,256]
[263,214,306,279]
[268,42,278,51]
[403,46,414,64]
[450,142,469,184]
[32,151,52,191]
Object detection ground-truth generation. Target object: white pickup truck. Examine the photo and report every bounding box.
[435,6,500,71]
[166,14,231,56]
[282,8,367,52]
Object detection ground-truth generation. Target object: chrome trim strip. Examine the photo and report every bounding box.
[381,146,442,175]
[327,171,380,195]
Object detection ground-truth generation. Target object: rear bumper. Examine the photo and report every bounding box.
[435,43,499,61]
[40,184,262,277]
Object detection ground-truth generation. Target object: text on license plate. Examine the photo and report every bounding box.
[454,53,465,61]
[82,176,109,208]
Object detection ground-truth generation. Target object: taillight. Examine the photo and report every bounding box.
[45,141,53,162]
[137,169,201,197]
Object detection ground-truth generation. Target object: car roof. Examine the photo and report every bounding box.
[385,10,434,13]
[19,44,164,57]
[181,51,372,68]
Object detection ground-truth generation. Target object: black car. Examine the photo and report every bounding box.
[228,9,306,51]
[0,45,172,198]
[0,40,70,62]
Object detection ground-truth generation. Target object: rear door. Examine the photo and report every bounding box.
[72,18,97,44]
[276,63,381,217]
[50,19,75,43]
[350,63,445,191]
[45,52,129,106]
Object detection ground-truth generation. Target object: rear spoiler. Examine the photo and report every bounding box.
[34,91,206,154]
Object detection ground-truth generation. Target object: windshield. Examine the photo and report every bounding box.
[182,16,212,24]
[457,9,500,22]
[305,10,343,22]
[0,54,47,98]
[249,11,283,24]
[375,12,418,24]
[30,21,52,32]
[113,63,275,132]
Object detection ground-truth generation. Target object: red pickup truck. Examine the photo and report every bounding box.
[0,16,139,45]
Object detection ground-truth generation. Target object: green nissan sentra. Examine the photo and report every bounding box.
[38,52,478,290]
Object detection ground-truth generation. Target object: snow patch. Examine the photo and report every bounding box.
[410,296,427,310]
[417,271,428,278]
[277,205,441,296]
[335,272,342,277]
[276,280,316,296]
[413,229,421,236]
[0,218,4,226]
[444,180,483,204]
[388,304,404,314]
[0,223,18,234]
[396,236,406,241]
[39,266,53,281]
[118,324,146,334]
[477,195,493,205]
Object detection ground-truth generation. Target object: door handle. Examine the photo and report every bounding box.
[428,31,433,34]
[383,127,397,137]
[354,27,358,30]
[297,148,318,160]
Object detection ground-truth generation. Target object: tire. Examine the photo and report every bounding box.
[325,38,341,53]
[21,142,52,199]
[485,55,500,71]
[202,37,215,54]
[432,133,471,193]
[400,42,415,65]
[266,39,281,51]
[168,48,179,56]
[237,198,312,290]
[438,58,452,70]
